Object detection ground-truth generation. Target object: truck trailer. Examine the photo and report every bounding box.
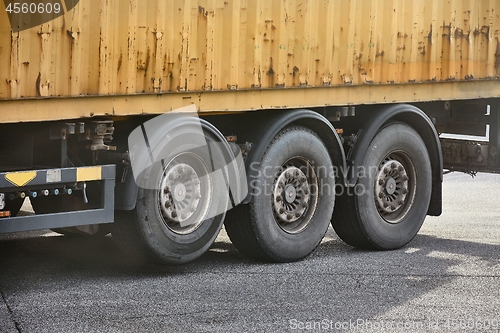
[1,0,499,264]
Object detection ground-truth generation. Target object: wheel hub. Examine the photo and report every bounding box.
[160,163,201,225]
[375,160,409,215]
[385,177,397,195]
[173,183,187,202]
[273,166,310,223]
[284,185,297,203]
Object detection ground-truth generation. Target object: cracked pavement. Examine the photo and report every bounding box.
[0,173,499,332]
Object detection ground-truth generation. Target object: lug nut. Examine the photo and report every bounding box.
[398,166,404,171]
[402,175,408,181]
[295,212,301,218]
[391,205,397,210]
[276,195,282,202]
[384,167,390,174]
[287,213,293,220]
[391,162,396,169]
[171,211,178,218]
[379,179,384,185]
[379,192,384,199]
[399,200,404,205]
[279,208,285,214]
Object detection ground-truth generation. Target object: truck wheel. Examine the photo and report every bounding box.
[111,130,228,265]
[332,122,432,250]
[225,126,335,262]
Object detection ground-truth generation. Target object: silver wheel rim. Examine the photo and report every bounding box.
[374,151,417,224]
[272,158,319,234]
[158,152,212,235]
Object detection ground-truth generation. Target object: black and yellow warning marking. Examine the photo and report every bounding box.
[1,165,111,190]
[5,171,37,187]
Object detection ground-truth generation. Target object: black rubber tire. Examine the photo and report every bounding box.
[111,130,229,265]
[332,122,432,250]
[225,126,335,262]
[3,197,25,217]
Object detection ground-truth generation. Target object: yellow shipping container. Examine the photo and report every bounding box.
[1,0,500,122]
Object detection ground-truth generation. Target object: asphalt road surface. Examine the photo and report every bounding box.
[1,173,499,333]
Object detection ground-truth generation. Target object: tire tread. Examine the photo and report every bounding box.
[225,126,332,262]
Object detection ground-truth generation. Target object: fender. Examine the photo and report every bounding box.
[208,109,346,204]
[115,112,246,210]
[347,104,443,216]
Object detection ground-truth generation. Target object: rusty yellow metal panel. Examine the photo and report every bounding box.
[1,0,500,122]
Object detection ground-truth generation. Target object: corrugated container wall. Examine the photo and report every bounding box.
[1,0,500,105]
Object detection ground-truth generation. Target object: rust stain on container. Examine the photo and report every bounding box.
[495,38,500,70]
